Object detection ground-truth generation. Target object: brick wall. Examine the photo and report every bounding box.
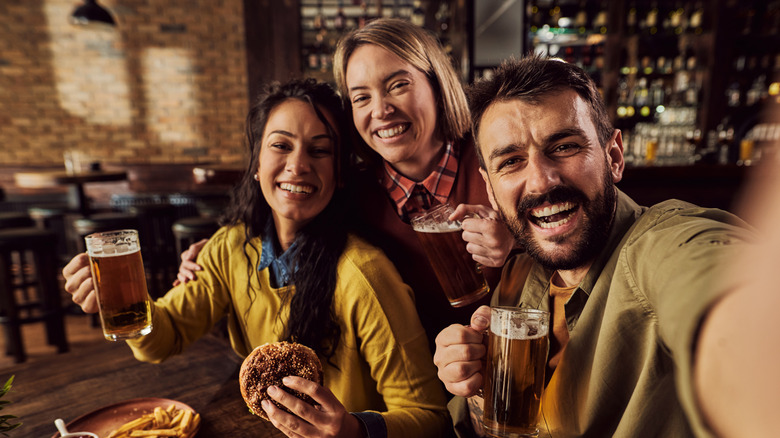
[0,0,249,166]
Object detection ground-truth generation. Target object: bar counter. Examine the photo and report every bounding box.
[3,333,284,438]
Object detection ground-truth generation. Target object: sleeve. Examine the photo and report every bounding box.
[621,206,754,436]
[338,242,453,438]
[126,228,234,363]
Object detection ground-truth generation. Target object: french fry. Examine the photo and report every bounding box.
[107,405,198,438]
[129,429,178,437]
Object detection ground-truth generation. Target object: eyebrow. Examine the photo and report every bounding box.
[544,128,587,145]
[348,69,410,93]
[267,130,333,141]
[486,127,588,162]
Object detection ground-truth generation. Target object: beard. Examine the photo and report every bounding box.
[498,167,617,271]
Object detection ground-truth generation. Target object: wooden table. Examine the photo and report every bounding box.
[14,170,128,216]
[2,333,283,438]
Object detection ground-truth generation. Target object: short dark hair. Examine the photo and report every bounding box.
[468,54,613,169]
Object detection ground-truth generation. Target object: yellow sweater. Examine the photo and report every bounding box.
[127,224,451,437]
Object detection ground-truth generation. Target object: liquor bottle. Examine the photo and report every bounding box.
[670,1,687,35]
[746,75,767,106]
[574,0,588,33]
[334,0,347,31]
[358,1,369,28]
[411,0,425,27]
[689,1,704,34]
[436,2,450,34]
[626,1,638,35]
[644,1,659,35]
[726,82,742,107]
[592,0,608,34]
[313,0,325,31]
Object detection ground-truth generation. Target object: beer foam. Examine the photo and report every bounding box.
[411,221,462,233]
[88,243,141,257]
[491,317,547,340]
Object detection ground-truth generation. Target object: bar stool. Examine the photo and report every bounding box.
[129,204,179,298]
[0,212,34,229]
[172,216,221,256]
[0,227,69,363]
[28,205,70,261]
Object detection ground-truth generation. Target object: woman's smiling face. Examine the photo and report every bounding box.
[258,98,338,235]
[345,44,443,180]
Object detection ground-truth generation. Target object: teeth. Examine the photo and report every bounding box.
[377,124,408,138]
[279,183,313,194]
[538,215,573,229]
[531,202,573,218]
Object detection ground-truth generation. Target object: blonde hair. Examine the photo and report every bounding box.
[333,18,470,143]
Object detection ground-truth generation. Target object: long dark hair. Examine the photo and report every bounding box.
[221,78,350,362]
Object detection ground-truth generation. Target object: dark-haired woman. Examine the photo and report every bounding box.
[62,79,451,438]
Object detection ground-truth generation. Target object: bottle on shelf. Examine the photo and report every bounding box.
[411,0,425,27]
[334,0,347,31]
[688,1,705,34]
[313,0,325,31]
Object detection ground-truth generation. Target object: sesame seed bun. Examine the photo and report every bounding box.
[239,341,323,420]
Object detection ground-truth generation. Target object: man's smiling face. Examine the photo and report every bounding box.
[477,90,624,271]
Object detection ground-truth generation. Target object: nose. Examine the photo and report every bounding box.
[370,95,394,119]
[524,152,561,195]
[285,148,312,175]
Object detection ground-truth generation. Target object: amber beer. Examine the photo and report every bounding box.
[483,307,550,438]
[411,204,489,307]
[86,230,152,341]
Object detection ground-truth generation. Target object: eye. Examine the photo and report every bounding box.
[496,156,524,172]
[351,94,369,106]
[270,142,291,152]
[389,81,409,93]
[551,143,581,156]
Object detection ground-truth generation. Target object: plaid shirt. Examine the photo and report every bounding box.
[381,141,459,222]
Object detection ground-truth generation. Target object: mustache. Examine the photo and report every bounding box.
[517,185,588,213]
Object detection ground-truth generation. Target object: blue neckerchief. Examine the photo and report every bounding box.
[257,219,298,288]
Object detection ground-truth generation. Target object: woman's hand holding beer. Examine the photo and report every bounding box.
[451,204,514,268]
[433,305,491,397]
[62,252,99,313]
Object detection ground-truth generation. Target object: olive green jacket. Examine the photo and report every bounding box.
[451,189,752,438]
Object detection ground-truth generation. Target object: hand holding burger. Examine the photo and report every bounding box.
[239,341,367,438]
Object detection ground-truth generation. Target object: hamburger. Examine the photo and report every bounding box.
[239,341,323,420]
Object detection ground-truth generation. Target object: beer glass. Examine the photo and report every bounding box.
[85,229,153,341]
[483,307,550,438]
[411,203,489,307]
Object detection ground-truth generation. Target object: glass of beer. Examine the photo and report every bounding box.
[411,203,489,307]
[85,229,153,341]
[483,307,550,437]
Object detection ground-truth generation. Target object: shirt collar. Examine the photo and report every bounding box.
[380,140,459,218]
[523,189,644,307]
[258,218,298,288]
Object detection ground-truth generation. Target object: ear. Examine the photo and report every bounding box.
[479,167,499,211]
[606,129,625,184]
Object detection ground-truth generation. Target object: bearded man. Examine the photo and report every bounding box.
[433,55,763,438]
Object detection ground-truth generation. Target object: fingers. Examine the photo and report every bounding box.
[177,260,203,284]
[177,238,208,285]
[434,321,489,397]
[461,212,514,268]
[62,253,90,290]
[62,253,99,313]
[470,306,491,332]
[263,384,321,437]
[450,203,497,222]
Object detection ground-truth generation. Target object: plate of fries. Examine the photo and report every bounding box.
[52,398,200,438]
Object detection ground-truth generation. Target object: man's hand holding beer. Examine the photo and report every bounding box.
[433,305,491,395]
[62,253,99,313]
